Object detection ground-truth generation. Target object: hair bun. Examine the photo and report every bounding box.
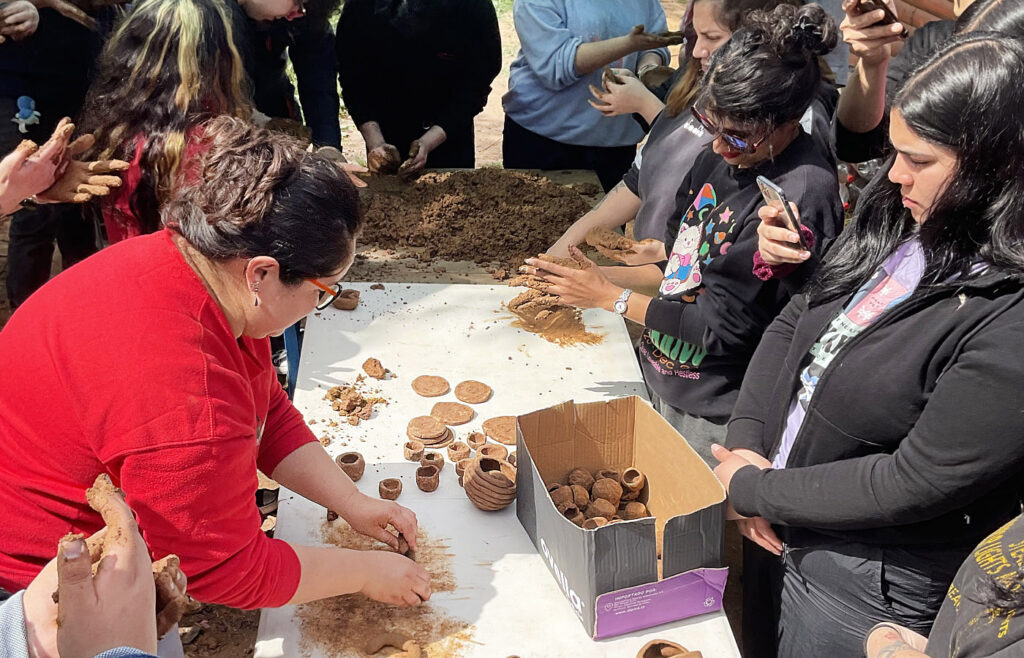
[790,4,840,56]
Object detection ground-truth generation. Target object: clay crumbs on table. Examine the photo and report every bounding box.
[297,522,471,657]
[324,375,389,426]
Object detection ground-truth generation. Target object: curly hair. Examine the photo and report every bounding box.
[79,0,251,234]
[163,116,363,285]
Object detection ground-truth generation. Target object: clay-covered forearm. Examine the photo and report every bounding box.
[836,59,889,134]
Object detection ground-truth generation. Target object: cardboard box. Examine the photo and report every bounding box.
[515,396,728,639]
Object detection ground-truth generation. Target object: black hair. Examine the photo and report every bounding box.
[956,0,1024,35]
[163,116,363,285]
[806,34,1024,305]
[694,2,838,131]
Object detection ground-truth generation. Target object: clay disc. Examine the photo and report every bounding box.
[411,375,450,397]
[482,416,517,445]
[407,416,447,440]
[454,380,493,404]
[431,402,475,426]
[419,428,454,448]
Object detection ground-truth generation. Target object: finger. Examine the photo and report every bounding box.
[366,524,401,550]
[588,84,610,103]
[4,139,38,172]
[524,257,574,278]
[390,508,419,551]
[710,443,733,463]
[751,527,783,556]
[761,524,785,554]
[759,223,800,244]
[86,175,123,188]
[567,244,595,268]
[77,183,112,197]
[71,192,93,204]
[412,578,432,602]
[87,158,130,174]
[346,171,368,188]
[69,133,96,158]
[36,118,73,163]
[56,536,95,612]
[764,243,810,264]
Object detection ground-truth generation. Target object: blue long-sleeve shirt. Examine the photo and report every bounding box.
[502,0,669,147]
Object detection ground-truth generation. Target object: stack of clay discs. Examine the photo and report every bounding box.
[463,456,517,511]
[406,415,453,449]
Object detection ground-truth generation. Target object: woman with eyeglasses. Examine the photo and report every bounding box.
[0,118,430,656]
[713,33,1024,658]
[524,3,843,466]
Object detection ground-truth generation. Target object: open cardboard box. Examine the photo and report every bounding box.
[515,396,728,639]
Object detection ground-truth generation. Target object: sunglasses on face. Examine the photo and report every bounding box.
[690,107,770,154]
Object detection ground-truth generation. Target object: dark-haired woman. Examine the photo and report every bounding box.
[714,33,1024,657]
[0,118,430,645]
[79,0,252,244]
[527,3,843,465]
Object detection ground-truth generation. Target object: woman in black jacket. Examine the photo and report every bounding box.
[713,34,1024,657]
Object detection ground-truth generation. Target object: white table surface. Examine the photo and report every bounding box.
[255,283,740,658]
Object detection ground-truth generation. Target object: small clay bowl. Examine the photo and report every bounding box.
[466,431,487,451]
[447,441,471,463]
[478,443,508,461]
[596,468,621,484]
[404,440,425,462]
[379,478,402,500]
[421,451,445,473]
[621,501,650,520]
[637,639,689,658]
[585,498,616,519]
[416,465,440,492]
[582,517,609,530]
[567,467,595,490]
[335,452,365,482]
[559,503,585,526]
[456,458,473,487]
[622,467,646,493]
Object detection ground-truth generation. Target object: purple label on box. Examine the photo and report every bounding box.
[593,567,729,639]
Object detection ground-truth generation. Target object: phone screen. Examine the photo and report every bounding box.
[756,176,807,251]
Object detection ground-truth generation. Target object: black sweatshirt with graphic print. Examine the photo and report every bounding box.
[640,132,843,422]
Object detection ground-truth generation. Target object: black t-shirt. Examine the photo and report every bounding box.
[926,514,1024,658]
[639,131,843,422]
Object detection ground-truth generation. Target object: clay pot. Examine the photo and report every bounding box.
[591,478,623,508]
[567,467,595,490]
[569,484,590,508]
[456,458,473,487]
[596,468,621,484]
[416,465,440,492]
[404,440,425,462]
[420,451,445,473]
[508,451,517,467]
[466,431,487,451]
[636,639,691,658]
[558,503,585,526]
[335,452,365,482]
[549,485,573,508]
[379,478,402,500]
[447,441,471,463]
[582,517,609,530]
[621,501,649,520]
[622,467,646,493]
[463,457,517,511]
[478,443,509,461]
[585,498,616,520]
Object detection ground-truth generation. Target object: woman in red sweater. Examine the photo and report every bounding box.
[0,117,430,620]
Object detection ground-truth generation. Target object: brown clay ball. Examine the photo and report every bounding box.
[569,484,590,508]
[549,485,574,508]
[567,467,595,490]
[621,501,649,520]
[585,498,616,520]
[591,478,623,507]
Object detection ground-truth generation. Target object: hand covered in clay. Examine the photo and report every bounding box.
[367,143,402,175]
[0,117,75,216]
[625,24,685,51]
[341,490,421,553]
[313,145,368,188]
[588,68,658,118]
[37,133,130,204]
[397,125,446,181]
[523,245,622,310]
[710,444,784,556]
[357,550,432,607]
[0,1,40,41]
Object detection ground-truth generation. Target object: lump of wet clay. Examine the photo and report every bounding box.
[335,452,365,482]
[585,227,661,264]
[416,465,440,492]
[411,374,449,397]
[332,289,360,310]
[431,401,475,426]
[365,632,422,657]
[592,478,623,508]
[567,467,595,490]
[361,357,389,380]
[367,144,401,175]
[454,379,492,404]
[379,478,402,500]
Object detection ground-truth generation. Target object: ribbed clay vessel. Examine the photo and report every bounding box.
[463,456,517,511]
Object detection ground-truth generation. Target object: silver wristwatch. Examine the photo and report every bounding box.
[613,288,632,315]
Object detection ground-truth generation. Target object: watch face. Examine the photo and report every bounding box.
[614,300,627,314]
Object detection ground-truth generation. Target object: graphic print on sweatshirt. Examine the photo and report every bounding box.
[643,182,737,376]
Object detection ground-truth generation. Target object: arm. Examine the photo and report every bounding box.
[548,181,643,257]
[865,623,928,658]
[289,18,342,148]
[729,321,1024,528]
[834,0,905,134]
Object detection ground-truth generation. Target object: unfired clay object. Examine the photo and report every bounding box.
[482,416,517,445]
[456,458,473,487]
[621,501,650,520]
[478,443,509,461]
[379,478,402,500]
[404,440,425,462]
[569,484,590,508]
[466,431,487,451]
[582,517,609,530]
[416,465,440,492]
[447,441,471,463]
[464,457,517,511]
[549,485,573,508]
[585,498,616,519]
[421,451,445,473]
[567,467,595,490]
[365,632,422,657]
[559,503,585,526]
[622,467,646,493]
[336,452,365,482]
[411,375,450,397]
[636,639,700,658]
[596,468,622,484]
[592,478,623,507]
[332,289,360,310]
[508,451,517,467]
[454,379,493,404]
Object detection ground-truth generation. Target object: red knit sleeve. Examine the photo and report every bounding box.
[257,376,318,476]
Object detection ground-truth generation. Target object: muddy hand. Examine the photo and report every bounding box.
[368,144,401,175]
[397,140,424,181]
[38,133,129,204]
[627,24,686,50]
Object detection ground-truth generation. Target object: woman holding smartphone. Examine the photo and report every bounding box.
[715,33,1024,657]
[525,3,844,465]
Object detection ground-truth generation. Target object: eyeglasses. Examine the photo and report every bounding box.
[309,278,343,310]
[690,107,771,154]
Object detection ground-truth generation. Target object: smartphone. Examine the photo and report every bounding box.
[855,0,909,37]
[756,175,807,251]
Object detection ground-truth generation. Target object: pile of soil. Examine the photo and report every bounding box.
[359,169,593,271]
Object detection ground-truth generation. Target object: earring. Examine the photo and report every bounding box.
[769,142,774,160]
[252,281,261,308]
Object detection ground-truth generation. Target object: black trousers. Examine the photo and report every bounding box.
[501,115,636,192]
[378,118,476,169]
